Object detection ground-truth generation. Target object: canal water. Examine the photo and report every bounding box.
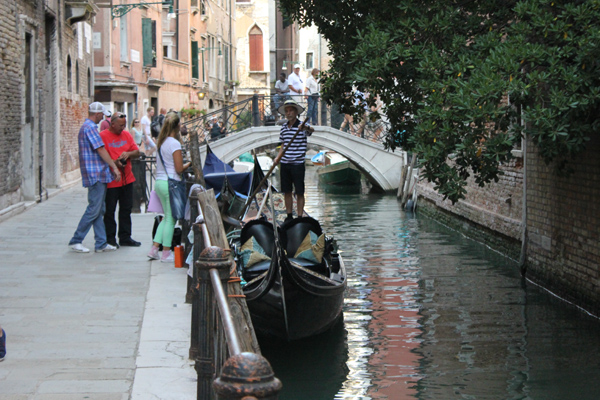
[259,166,600,400]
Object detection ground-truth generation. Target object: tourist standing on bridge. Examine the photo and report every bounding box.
[305,68,320,125]
[68,102,121,253]
[287,64,304,100]
[276,100,314,223]
[274,72,290,116]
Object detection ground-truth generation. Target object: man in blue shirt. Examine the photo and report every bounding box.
[276,100,314,223]
[68,102,122,253]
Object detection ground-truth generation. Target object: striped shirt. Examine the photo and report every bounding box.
[279,119,312,164]
[78,118,113,187]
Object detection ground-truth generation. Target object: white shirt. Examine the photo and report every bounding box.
[275,79,290,94]
[156,137,183,181]
[141,115,152,136]
[287,72,303,95]
[305,75,319,95]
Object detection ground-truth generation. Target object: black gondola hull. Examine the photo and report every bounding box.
[240,218,347,341]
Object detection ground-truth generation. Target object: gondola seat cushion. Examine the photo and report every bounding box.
[294,231,325,264]
[240,237,271,268]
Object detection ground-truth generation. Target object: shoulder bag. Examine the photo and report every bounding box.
[158,146,187,220]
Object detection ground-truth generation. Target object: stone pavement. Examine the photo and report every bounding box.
[0,186,196,399]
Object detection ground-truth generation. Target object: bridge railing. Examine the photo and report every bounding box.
[181,94,390,147]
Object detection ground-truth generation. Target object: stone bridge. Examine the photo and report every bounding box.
[199,126,406,192]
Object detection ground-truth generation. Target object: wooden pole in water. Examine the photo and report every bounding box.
[397,164,407,198]
[401,154,417,208]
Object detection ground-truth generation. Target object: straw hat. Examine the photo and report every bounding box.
[277,99,304,116]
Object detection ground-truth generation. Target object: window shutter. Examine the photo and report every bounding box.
[142,18,153,66]
[249,33,263,71]
[191,41,199,79]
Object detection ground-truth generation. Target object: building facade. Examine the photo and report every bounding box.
[235,0,271,101]
[0,0,96,214]
[93,0,236,121]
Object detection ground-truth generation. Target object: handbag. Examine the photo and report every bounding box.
[147,190,163,213]
[158,147,187,220]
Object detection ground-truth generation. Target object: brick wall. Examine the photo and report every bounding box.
[525,134,600,314]
[59,21,94,184]
[0,0,45,208]
[417,156,524,260]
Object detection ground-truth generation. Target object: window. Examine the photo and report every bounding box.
[249,25,263,71]
[223,44,229,82]
[75,61,80,94]
[120,15,128,61]
[306,52,314,70]
[66,55,72,92]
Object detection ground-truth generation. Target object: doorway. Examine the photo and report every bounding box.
[22,32,36,200]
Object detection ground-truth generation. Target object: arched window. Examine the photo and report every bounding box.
[87,68,92,98]
[249,25,263,71]
[66,55,72,92]
[75,61,80,94]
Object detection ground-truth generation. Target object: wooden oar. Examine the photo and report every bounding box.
[243,119,309,210]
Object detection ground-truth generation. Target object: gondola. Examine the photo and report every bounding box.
[233,215,347,341]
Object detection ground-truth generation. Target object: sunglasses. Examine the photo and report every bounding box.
[116,113,126,119]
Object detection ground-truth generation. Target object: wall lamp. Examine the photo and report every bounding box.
[111,0,173,19]
[197,90,206,100]
[167,9,189,19]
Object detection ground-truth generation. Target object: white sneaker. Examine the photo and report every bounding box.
[70,243,90,253]
[160,250,175,263]
[147,246,160,260]
[95,244,118,253]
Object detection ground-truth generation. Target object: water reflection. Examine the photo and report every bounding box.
[259,166,600,400]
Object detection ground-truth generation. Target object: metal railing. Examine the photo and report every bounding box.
[189,189,281,399]
[181,94,390,146]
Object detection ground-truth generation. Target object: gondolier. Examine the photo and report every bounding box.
[276,100,314,223]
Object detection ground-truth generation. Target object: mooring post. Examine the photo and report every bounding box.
[189,190,205,358]
[213,352,282,400]
[195,246,234,400]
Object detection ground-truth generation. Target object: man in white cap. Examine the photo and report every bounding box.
[68,102,121,253]
[287,64,304,99]
[275,99,314,222]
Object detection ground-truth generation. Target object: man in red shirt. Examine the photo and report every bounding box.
[100,113,141,247]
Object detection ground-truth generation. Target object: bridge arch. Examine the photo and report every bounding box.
[199,126,406,191]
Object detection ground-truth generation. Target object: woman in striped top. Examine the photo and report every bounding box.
[275,100,315,223]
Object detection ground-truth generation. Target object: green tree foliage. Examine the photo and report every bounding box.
[278,0,600,202]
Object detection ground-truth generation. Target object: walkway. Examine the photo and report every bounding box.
[0,186,195,399]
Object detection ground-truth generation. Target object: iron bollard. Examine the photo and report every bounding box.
[213,352,282,400]
[195,246,234,400]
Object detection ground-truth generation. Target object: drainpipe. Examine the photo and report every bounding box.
[37,88,44,203]
[519,137,527,275]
